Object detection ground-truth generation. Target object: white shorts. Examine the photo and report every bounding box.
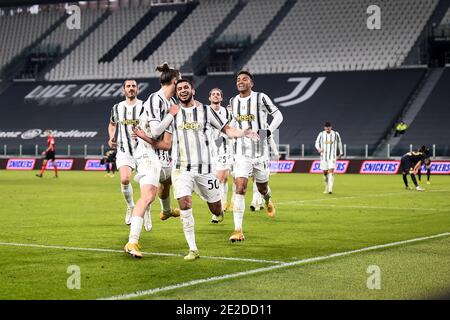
[215,153,233,172]
[320,159,336,171]
[172,168,221,203]
[233,155,270,183]
[159,166,172,183]
[134,156,161,187]
[116,152,136,170]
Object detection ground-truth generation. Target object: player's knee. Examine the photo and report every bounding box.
[257,183,268,195]
[235,184,247,195]
[121,178,130,185]
[208,201,222,215]
[178,197,192,210]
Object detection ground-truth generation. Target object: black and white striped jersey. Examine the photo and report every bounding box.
[229,91,279,158]
[315,130,343,161]
[110,99,144,156]
[172,103,228,174]
[209,105,233,157]
[142,89,177,167]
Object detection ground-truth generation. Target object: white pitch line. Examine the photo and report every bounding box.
[98,232,450,300]
[281,203,447,212]
[0,242,284,265]
[277,189,450,206]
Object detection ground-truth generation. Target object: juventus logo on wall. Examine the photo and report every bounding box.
[274,77,326,107]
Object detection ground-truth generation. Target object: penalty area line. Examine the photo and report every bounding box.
[97,232,450,300]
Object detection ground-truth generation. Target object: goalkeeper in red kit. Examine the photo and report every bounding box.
[36,130,58,178]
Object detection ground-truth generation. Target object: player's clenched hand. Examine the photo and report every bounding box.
[169,104,180,116]
[132,126,147,139]
[244,128,259,140]
[108,138,117,149]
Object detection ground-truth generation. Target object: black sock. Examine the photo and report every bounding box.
[402,174,408,187]
[427,169,431,181]
[418,170,421,181]
[411,174,418,187]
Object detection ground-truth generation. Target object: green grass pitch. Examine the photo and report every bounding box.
[0,170,449,300]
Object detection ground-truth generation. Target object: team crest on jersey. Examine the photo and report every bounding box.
[236,114,256,122]
[179,122,201,130]
[121,119,140,126]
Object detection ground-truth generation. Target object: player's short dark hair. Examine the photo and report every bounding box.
[209,88,223,97]
[156,62,180,86]
[123,79,137,88]
[176,78,194,88]
[324,121,332,127]
[237,70,254,81]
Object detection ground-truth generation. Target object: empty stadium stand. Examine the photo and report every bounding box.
[245,0,438,74]
[0,8,64,78]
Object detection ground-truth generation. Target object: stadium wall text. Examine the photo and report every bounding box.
[1,159,449,175]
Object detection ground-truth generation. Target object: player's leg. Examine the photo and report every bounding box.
[254,161,274,217]
[172,169,199,260]
[417,167,422,181]
[116,154,136,225]
[216,168,229,211]
[400,157,412,190]
[250,178,260,211]
[159,167,180,221]
[37,159,48,177]
[327,167,335,194]
[409,170,424,191]
[320,159,329,193]
[426,167,431,184]
[230,156,252,242]
[124,182,158,258]
[51,157,58,177]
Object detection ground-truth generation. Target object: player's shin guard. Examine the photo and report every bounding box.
[410,174,419,187]
[327,173,334,193]
[402,174,409,187]
[233,194,245,231]
[121,183,135,208]
[159,196,171,213]
[128,216,143,244]
[180,209,197,251]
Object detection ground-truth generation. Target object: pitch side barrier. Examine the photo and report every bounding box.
[1,158,449,175]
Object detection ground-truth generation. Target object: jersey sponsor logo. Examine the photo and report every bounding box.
[310,160,349,174]
[120,119,140,126]
[46,159,74,170]
[6,158,36,170]
[419,162,450,174]
[84,159,105,171]
[269,160,295,173]
[236,114,256,122]
[179,122,201,130]
[360,161,400,174]
[274,77,326,107]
